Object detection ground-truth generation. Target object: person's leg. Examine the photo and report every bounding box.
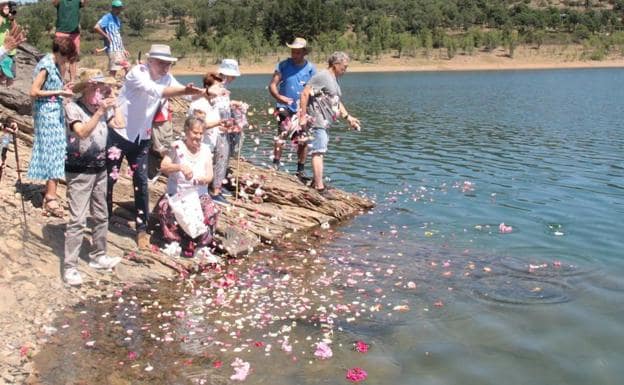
[69,33,81,82]
[126,139,150,233]
[272,111,289,168]
[296,142,309,181]
[44,179,58,201]
[106,130,127,218]
[311,153,324,190]
[210,132,229,196]
[89,169,109,261]
[63,173,91,273]
[198,194,219,248]
[308,128,329,190]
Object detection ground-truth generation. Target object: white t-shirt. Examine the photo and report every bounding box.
[116,64,183,142]
[187,97,223,150]
[165,140,212,196]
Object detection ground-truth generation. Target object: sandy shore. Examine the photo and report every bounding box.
[165,45,624,76]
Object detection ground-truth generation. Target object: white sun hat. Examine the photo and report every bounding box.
[146,44,178,62]
[218,59,241,77]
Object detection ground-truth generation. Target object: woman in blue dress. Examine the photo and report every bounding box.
[28,37,77,217]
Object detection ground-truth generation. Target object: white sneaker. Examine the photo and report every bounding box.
[89,255,122,270]
[64,268,83,286]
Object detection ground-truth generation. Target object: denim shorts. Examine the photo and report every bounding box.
[308,128,328,154]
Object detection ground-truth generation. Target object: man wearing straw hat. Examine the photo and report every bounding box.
[269,37,316,180]
[107,44,206,249]
[63,68,123,285]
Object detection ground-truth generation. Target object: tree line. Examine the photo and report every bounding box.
[18,0,624,61]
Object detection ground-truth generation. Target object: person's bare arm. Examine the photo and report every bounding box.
[3,24,25,52]
[52,0,60,7]
[30,70,73,98]
[71,100,115,139]
[298,84,312,125]
[160,154,192,179]
[161,83,205,99]
[269,71,292,105]
[338,102,360,131]
[93,24,109,42]
[197,155,213,185]
[108,99,125,130]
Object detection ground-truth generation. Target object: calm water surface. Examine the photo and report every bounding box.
[36,69,624,384]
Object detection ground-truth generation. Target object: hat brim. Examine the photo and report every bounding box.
[146,53,178,62]
[72,76,118,93]
[286,43,306,49]
[219,69,240,77]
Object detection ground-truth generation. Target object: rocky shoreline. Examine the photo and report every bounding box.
[0,44,374,384]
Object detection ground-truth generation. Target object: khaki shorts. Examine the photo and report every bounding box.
[108,51,128,72]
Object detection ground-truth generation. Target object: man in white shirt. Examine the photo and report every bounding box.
[106,44,205,249]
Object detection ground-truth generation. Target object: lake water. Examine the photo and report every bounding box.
[35,69,624,384]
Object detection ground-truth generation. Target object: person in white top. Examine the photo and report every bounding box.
[106,44,206,249]
[155,116,219,257]
[186,72,226,150]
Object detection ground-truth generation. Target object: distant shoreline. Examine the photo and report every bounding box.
[171,60,624,76]
[167,45,624,76]
[83,45,624,77]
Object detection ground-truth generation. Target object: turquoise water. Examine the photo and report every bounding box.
[36,70,624,384]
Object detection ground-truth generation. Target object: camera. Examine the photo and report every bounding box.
[8,1,17,16]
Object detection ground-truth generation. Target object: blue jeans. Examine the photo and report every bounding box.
[106,130,150,231]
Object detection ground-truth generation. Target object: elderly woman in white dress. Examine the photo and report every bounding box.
[155,116,219,257]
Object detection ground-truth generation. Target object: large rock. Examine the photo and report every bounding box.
[0,43,43,115]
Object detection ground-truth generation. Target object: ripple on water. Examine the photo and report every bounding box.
[472,274,573,305]
[497,254,600,278]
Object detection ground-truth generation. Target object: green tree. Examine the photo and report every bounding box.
[126,7,146,36]
[443,35,458,59]
[175,19,189,40]
[483,30,502,52]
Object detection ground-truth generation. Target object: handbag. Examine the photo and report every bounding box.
[167,188,207,239]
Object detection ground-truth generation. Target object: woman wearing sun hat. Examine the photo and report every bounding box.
[207,58,241,205]
[62,68,124,285]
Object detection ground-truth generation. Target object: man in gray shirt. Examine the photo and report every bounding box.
[298,51,360,198]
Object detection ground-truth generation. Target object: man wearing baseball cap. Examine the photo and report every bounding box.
[94,0,129,77]
[269,37,316,181]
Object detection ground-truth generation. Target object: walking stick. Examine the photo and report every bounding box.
[235,132,245,200]
[0,134,9,182]
[12,131,27,227]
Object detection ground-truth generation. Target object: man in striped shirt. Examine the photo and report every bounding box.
[94,0,128,77]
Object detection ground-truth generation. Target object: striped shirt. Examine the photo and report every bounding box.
[97,13,124,53]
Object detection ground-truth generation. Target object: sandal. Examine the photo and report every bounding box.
[43,197,64,218]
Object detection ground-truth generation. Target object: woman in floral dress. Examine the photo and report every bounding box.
[28,37,78,217]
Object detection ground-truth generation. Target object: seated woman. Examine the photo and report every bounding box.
[155,116,219,257]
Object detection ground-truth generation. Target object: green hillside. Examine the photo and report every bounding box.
[18,0,624,62]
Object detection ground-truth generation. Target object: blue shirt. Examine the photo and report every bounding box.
[275,58,316,113]
[97,13,124,53]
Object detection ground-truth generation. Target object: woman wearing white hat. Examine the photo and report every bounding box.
[208,58,242,205]
[107,43,207,249]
